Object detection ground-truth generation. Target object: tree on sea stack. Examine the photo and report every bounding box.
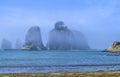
[22,26,45,50]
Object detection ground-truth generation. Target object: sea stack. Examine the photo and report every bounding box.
[1,39,12,49]
[47,21,73,50]
[22,26,45,50]
[47,21,90,50]
[105,41,120,52]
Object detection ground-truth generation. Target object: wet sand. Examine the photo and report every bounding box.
[0,71,120,77]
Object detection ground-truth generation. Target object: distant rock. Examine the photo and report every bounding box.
[47,21,90,50]
[15,39,22,49]
[1,39,12,49]
[104,41,120,52]
[22,26,45,50]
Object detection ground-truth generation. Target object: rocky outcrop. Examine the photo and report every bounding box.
[47,21,90,50]
[1,39,12,49]
[22,26,45,50]
[105,41,120,52]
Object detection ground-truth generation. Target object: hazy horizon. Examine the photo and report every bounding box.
[0,0,120,49]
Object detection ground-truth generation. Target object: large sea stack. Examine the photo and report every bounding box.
[47,21,90,50]
[22,26,45,50]
[1,39,12,49]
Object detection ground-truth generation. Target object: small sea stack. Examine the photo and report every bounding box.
[1,38,12,50]
[22,26,45,50]
[104,41,120,52]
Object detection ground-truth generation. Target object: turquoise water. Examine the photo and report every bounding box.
[0,50,120,73]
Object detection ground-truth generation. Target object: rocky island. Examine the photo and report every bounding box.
[22,26,45,50]
[47,21,90,50]
[104,41,120,52]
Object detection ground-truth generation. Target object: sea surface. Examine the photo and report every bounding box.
[0,50,120,73]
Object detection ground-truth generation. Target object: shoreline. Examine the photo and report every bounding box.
[0,71,120,77]
[1,49,100,52]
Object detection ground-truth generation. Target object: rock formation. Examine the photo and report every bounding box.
[47,21,73,50]
[105,41,120,52]
[22,26,45,50]
[1,39,12,49]
[47,21,90,50]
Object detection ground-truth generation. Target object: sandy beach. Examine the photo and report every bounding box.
[0,71,120,77]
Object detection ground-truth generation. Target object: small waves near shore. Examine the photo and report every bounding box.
[0,50,120,73]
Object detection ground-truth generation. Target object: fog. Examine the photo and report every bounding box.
[0,0,120,49]
[47,21,90,50]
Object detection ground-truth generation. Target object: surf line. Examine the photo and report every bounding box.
[0,64,120,68]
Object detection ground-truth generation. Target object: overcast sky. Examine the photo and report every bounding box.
[0,0,120,49]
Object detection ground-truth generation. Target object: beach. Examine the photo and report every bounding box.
[0,71,120,77]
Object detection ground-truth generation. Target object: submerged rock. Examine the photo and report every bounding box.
[105,41,120,52]
[1,39,12,49]
[22,26,45,50]
[47,21,90,50]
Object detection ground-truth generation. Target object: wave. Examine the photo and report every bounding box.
[0,64,120,68]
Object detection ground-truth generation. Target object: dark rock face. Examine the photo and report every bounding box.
[47,21,90,50]
[105,41,120,52]
[23,26,45,50]
[1,39,12,49]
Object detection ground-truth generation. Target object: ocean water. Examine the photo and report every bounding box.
[0,50,120,73]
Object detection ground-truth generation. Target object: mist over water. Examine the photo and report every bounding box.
[0,0,120,49]
[0,0,120,74]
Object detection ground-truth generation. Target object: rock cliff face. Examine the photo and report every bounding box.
[105,41,120,52]
[1,39,12,49]
[22,26,45,50]
[47,21,90,50]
